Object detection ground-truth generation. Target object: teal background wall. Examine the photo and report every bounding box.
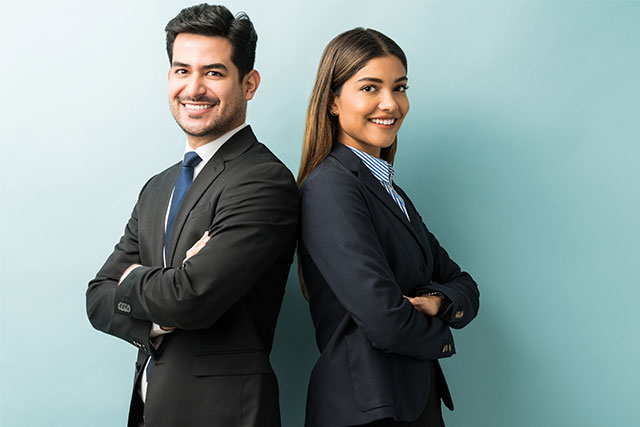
[1,1,638,426]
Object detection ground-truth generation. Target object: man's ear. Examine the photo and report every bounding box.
[243,69,261,101]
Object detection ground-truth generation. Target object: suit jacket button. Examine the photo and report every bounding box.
[117,302,132,313]
[455,310,464,320]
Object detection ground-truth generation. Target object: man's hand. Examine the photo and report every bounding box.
[404,295,443,317]
[119,264,142,285]
[183,231,211,266]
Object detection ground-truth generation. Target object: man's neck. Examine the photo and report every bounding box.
[186,122,247,150]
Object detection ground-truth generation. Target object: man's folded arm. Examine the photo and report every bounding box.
[85,181,157,356]
[113,162,298,331]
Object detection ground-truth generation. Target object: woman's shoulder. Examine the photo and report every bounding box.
[303,155,358,190]
[299,156,367,209]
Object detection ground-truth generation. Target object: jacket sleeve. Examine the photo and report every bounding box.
[413,211,480,330]
[111,162,298,330]
[300,170,454,361]
[85,179,156,356]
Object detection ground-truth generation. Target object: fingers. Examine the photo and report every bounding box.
[404,296,421,306]
[405,295,440,316]
[195,231,211,247]
[183,231,212,265]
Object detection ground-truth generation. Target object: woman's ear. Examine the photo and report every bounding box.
[328,92,339,117]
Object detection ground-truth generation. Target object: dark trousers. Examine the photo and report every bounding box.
[355,362,445,427]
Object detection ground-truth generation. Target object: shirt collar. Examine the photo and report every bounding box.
[345,144,395,185]
[183,123,248,166]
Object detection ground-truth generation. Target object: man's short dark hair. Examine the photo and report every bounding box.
[165,4,257,80]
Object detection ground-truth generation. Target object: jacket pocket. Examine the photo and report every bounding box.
[345,331,392,412]
[185,202,212,223]
[192,351,273,377]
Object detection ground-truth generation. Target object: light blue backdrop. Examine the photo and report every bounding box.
[1,1,638,426]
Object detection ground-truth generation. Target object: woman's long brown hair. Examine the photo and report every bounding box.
[297,28,408,299]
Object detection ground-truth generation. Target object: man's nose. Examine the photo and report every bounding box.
[184,75,207,98]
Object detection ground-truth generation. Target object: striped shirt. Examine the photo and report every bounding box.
[346,145,410,222]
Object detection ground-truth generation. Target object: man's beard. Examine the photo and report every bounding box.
[173,95,244,139]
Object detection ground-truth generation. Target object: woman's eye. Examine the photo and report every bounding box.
[395,84,409,92]
[361,85,376,93]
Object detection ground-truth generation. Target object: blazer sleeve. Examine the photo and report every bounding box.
[412,210,480,330]
[300,169,454,361]
[86,179,156,356]
[111,162,298,330]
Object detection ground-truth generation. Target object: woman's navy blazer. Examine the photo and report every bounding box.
[299,143,480,427]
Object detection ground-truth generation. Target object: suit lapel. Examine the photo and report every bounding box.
[165,126,257,266]
[330,143,429,259]
[395,184,433,264]
[150,164,181,266]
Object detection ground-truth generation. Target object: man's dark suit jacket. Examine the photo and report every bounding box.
[298,143,480,427]
[86,126,298,427]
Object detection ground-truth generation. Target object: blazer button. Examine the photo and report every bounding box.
[117,302,132,313]
[455,310,464,320]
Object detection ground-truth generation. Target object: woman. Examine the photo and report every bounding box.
[297,28,480,427]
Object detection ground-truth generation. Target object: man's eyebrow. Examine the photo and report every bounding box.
[355,76,408,83]
[171,62,228,71]
[203,63,228,71]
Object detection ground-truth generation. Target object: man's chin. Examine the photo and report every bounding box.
[173,111,242,140]
[177,121,219,139]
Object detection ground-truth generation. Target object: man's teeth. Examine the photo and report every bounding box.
[184,104,212,110]
[370,118,395,125]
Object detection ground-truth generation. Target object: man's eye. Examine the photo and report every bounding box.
[206,71,223,77]
[175,69,188,75]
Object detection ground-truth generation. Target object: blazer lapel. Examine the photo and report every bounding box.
[150,164,181,266]
[165,126,257,266]
[396,184,433,264]
[331,142,430,260]
[330,143,429,260]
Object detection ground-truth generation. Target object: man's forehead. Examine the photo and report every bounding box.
[172,33,233,64]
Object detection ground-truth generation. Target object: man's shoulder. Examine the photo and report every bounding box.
[137,161,181,196]
[230,141,295,183]
[240,140,285,166]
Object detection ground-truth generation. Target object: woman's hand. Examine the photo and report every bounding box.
[404,295,443,317]
[182,231,211,266]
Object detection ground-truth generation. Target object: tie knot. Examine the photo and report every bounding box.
[183,151,202,168]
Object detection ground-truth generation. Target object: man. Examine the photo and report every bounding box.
[86,4,298,426]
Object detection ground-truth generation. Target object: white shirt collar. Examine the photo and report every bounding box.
[183,123,248,177]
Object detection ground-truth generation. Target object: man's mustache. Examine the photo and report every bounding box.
[177,96,220,105]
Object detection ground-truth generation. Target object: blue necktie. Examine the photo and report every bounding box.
[148,152,202,384]
[165,151,202,259]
